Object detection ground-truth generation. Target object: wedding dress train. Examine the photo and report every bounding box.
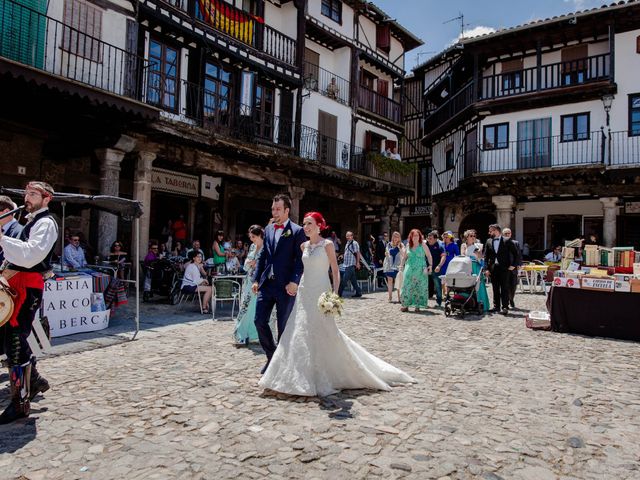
[259,240,414,397]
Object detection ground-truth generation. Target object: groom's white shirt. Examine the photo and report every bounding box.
[274,219,290,247]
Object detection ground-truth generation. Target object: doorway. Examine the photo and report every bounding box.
[458,212,497,243]
[318,110,338,166]
[547,214,581,249]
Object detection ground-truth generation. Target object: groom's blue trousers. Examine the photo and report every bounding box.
[255,279,296,359]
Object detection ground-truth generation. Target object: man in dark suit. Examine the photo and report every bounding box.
[502,228,522,309]
[252,194,306,373]
[484,223,519,315]
[0,196,23,264]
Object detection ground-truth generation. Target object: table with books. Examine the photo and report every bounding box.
[546,245,640,341]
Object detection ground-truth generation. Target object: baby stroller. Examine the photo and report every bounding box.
[142,258,182,304]
[442,256,484,317]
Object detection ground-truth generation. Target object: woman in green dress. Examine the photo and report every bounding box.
[212,230,227,273]
[400,229,433,312]
[233,225,264,345]
[460,229,490,312]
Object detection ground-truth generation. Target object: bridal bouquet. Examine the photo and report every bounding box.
[318,291,344,317]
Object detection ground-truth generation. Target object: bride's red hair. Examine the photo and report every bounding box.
[303,211,331,235]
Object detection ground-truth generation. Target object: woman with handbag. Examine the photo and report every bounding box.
[400,229,433,312]
[383,231,404,303]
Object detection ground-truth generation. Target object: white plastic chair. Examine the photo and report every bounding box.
[212,279,241,321]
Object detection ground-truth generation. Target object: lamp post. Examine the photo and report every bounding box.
[601,95,614,165]
[602,94,613,127]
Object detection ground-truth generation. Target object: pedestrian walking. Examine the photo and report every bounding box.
[338,231,362,298]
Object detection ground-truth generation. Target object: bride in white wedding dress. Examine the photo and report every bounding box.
[259,211,415,397]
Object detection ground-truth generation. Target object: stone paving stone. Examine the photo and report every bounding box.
[0,290,639,479]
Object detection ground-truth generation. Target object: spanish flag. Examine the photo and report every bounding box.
[198,0,263,45]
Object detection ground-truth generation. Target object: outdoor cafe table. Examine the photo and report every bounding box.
[519,264,549,293]
[546,286,640,341]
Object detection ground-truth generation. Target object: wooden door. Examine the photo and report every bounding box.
[523,217,545,259]
[278,90,294,146]
[304,48,320,90]
[318,110,338,166]
[464,128,478,178]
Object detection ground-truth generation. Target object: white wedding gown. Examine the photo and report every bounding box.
[259,240,415,397]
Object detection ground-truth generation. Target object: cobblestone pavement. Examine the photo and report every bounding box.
[1,290,639,480]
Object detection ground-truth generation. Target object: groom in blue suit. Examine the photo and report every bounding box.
[252,194,306,373]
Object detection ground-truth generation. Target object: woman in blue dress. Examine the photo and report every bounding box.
[233,225,264,346]
[383,231,404,303]
[460,229,490,312]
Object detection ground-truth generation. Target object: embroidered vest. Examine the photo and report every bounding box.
[8,210,56,272]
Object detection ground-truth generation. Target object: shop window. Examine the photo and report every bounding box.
[630,94,640,136]
[561,113,590,142]
[321,0,342,24]
[483,123,509,150]
[445,145,455,170]
[62,0,102,62]
[147,38,179,112]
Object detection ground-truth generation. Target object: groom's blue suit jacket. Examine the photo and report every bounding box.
[253,220,306,289]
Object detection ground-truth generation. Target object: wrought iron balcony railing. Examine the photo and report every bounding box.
[474,131,605,173]
[433,129,639,196]
[146,79,413,188]
[302,60,350,105]
[358,85,402,124]
[0,0,149,101]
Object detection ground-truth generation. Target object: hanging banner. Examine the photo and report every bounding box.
[240,71,255,116]
[197,0,263,45]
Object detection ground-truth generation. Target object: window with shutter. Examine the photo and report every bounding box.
[376,24,390,54]
[62,0,103,63]
[501,59,523,92]
[561,44,588,85]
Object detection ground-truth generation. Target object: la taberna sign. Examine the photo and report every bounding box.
[151,168,199,198]
[42,276,110,337]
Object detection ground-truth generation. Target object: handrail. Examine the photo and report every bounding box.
[192,0,297,67]
[475,131,605,173]
[147,79,413,188]
[0,0,150,100]
[481,53,610,100]
[302,60,350,105]
[358,85,402,124]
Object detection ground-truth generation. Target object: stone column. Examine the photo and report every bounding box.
[288,186,305,224]
[132,151,156,256]
[95,148,126,257]
[600,197,619,247]
[492,195,516,230]
[380,205,395,235]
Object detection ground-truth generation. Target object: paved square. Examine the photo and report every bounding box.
[1,292,639,479]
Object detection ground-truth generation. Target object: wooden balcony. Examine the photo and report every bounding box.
[423,54,613,144]
[358,86,402,125]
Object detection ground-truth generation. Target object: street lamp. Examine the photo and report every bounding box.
[602,94,614,127]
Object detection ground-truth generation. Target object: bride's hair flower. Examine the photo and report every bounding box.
[318,291,344,317]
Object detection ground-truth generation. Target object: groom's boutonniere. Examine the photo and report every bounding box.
[282,230,292,238]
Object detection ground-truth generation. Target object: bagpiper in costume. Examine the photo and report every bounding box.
[0,181,57,424]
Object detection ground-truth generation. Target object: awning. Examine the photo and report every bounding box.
[1,188,143,219]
